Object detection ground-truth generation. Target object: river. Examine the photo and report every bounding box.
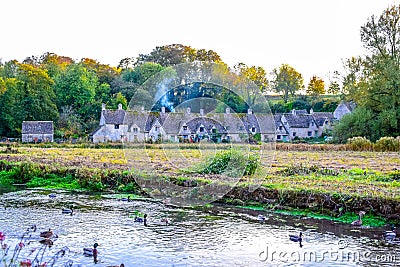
[0,188,399,266]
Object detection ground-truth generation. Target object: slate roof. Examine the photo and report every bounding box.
[282,114,315,128]
[22,121,53,134]
[312,112,335,126]
[102,109,126,125]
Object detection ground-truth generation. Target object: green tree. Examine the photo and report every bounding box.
[337,4,400,140]
[54,63,98,115]
[271,64,304,103]
[17,64,59,122]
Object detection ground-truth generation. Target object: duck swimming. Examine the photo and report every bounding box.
[383,225,396,241]
[121,196,131,202]
[83,243,99,256]
[135,214,148,226]
[351,211,366,226]
[62,208,73,215]
[40,229,53,239]
[257,214,266,222]
[289,232,303,242]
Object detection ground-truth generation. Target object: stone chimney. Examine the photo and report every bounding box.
[102,103,106,110]
[161,107,166,114]
[226,108,230,114]
[310,108,314,114]
[186,107,191,114]
[118,103,122,110]
[292,109,296,115]
[200,108,204,116]
[247,108,252,115]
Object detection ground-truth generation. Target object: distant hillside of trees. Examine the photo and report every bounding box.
[2,2,400,144]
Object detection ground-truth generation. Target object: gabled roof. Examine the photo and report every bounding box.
[282,114,315,128]
[103,109,126,125]
[22,121,53,134]
[312,112,335,126]
[186,117,227,134]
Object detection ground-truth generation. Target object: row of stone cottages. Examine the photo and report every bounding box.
[90,102,354,143]
[20,102,354,143]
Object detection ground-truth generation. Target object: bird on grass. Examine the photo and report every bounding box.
[383,225,396,241]
[351,211,366,226]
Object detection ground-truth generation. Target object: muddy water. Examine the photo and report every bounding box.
[0,188,399,267]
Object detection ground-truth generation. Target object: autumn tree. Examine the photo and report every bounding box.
[233,62,269,106]
[135,44,222,67]
[271,64,304,103]
[306,75,325,96]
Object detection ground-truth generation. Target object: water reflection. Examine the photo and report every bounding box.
[0,189,398,266]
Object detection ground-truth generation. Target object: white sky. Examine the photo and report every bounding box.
[1,0,399,84]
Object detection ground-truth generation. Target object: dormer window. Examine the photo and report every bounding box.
[251,127,256,133]
[239,126,244,130]
[311,122,314,126]
[279,126,283,131]
[183,125,188,131]
[199,126,204,132]
[114,124,119,129]
[133,127,138,133]
[155,126,159,132]
[212,128,217,134]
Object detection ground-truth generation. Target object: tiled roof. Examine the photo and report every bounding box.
[22,121,53,134]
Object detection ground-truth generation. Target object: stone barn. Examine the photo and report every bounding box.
[21,121,54,142]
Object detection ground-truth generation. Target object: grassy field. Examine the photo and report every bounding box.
[0,144,399,200]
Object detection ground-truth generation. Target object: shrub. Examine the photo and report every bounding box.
[374,136,400,152]
[347,136,373,151]
[197,149,260,176]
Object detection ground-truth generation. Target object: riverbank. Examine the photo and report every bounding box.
[0,145,399,226]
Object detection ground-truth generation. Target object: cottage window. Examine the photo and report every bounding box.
[279,126,283,131]
[183,126,188,131]
[133,127,138,133]
[155,126,159,132]
[307,131,312,137]
[311,122,314,126]
[226,126,230,130]
[114,124,120,129]
[212,128,217,134]
[251,127,256,133]
[199,126,204,132]
[324,121,328,125]
[239,126,244,130]
[277,135,281,140]
[293,132,296,137]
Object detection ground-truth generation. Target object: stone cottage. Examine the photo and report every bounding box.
[21,121,54,142]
